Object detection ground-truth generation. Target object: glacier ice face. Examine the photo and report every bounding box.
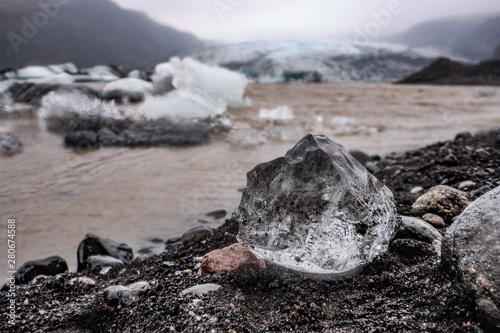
[189,40,457,83]
[137,89,226,120]
[153,57,248,108]
[236,134,400,276]
[39,91,122,120]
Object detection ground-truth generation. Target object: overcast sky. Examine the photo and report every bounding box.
[113,0,500,42]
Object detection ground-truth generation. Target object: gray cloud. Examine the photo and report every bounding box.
[112,0,500,41]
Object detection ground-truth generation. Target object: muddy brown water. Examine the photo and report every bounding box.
[1,82,499,274]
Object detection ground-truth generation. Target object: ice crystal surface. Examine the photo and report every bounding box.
[236,134,400,275]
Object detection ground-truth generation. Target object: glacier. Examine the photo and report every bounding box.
[189,40,454,83]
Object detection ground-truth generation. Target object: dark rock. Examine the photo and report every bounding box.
[422,213,446,228]
[7,82,100,106]
[77,233,133,272]
[395,216,442,254]
[64,130,99,148]
[397,58,465,84]
[348,149,372,166]
[104,281,149,300]
[281,70,322,83]
[101,90,144,104]
[411,185,470,224]
[87,255,124,269]
[0,132,23,155]
[442,186,500,331]
[122,119,210,147]
[181,226,214,245]
[55,117,210,149]
[236,134,400,275]
[206,210,227,219]
[16,256,68,284]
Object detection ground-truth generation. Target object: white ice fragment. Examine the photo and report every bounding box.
[80,66,120,82]
[39,91,122,120]
[258,105,294,122]
[104,78,154,95]
[327,116,377,135]
[137,89,226,120]
[0,92,14,113]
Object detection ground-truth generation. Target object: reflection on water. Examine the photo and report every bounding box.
[1,82,499,272]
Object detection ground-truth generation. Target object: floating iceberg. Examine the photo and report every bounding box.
[104,78,154,95]
[77,66,120,82]
[0,92,14,113]
[39,91,122,120]
[4,63,78,80]
[137,89,226,120]
[327,116,377,135]
[0,132,23,155]
[153,57,248,108]
[258,105,294,122]
[236,134,400,276]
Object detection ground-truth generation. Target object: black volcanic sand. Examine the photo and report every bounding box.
[374,128,500,216]
[2,128,499,332]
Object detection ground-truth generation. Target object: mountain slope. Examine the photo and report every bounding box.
[0,0,203,69]
[387,14,500,62]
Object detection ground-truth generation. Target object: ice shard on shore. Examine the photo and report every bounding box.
[236,134,400,276]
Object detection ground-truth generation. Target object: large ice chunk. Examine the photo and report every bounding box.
[236,134,400,276]
[153,57,248,108]
[137,89,226,120]
[0,92,14,113]
[39,91,122,120]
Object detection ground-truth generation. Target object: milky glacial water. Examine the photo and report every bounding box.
[1,82,499,274]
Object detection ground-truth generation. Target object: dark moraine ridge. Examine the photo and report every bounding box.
[397,58,500,85]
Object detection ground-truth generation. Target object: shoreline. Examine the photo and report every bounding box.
[2,127,499,332]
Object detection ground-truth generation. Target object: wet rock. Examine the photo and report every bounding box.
[77,233,133,272]
[64,130,99,148]
[410,186,424,194]
[7,82,100,106]
[104,281,149,299]
[87,255,124,269]
[0,132,23,155]
[411,185,470,224]
[442,186,500,331]
[16,256,68,284]
[181,226,214,245]
[236,134,401,276]
[348,149,371,166]
[395,216,442,255]
[181,283,221,296]
[206,209,227,219]
[422,213,446,228]
[458,180,476,190]
[199,243,266,275]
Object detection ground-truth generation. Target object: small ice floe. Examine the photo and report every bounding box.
[39,91,123,120]
[258,105,294,122]
[327,116,377,135]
